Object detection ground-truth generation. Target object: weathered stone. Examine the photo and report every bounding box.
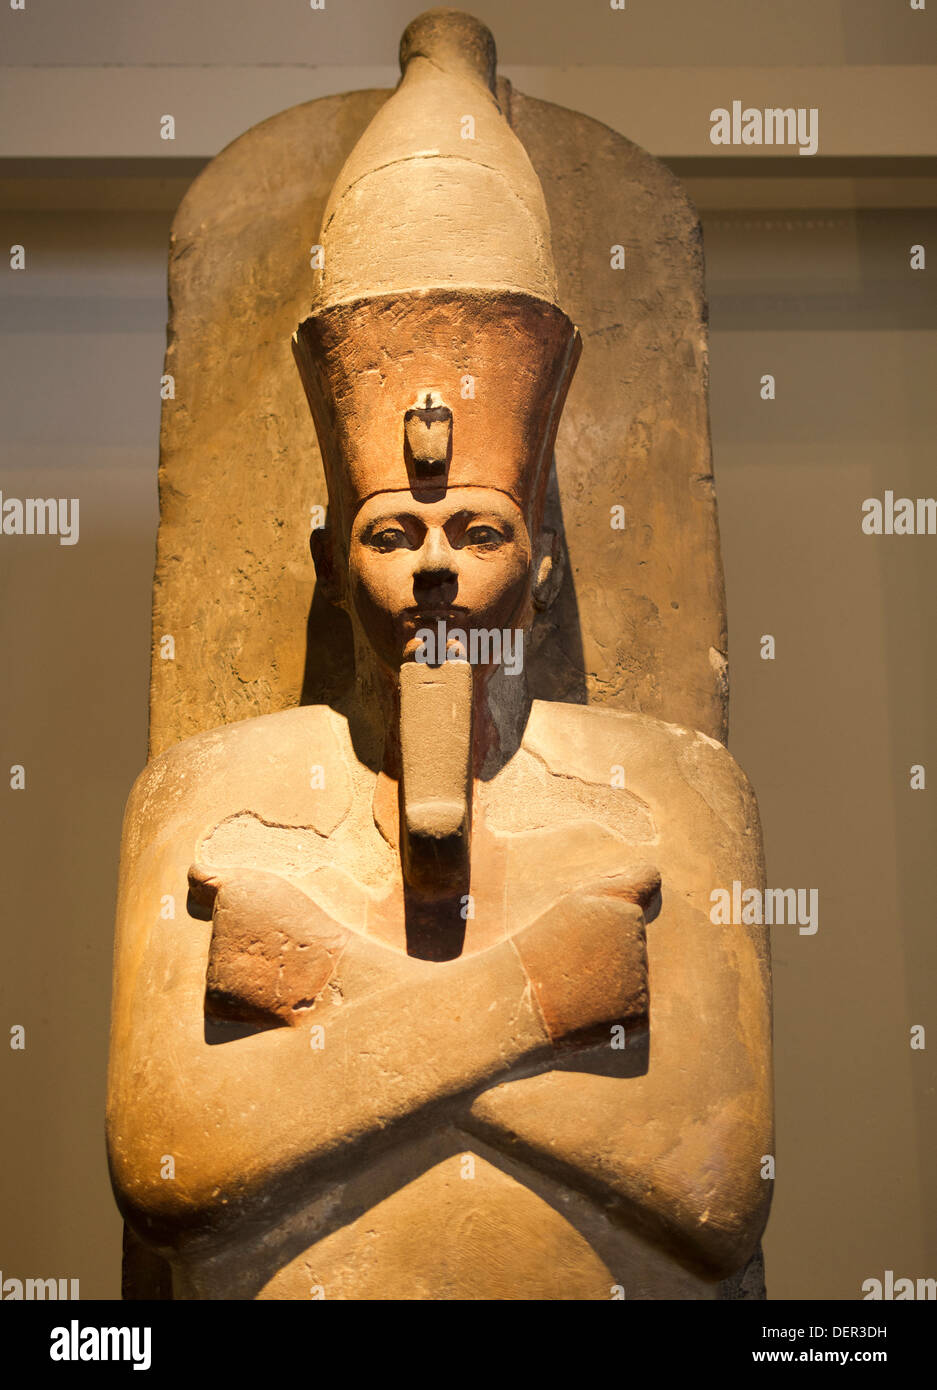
[109,8,772,1301]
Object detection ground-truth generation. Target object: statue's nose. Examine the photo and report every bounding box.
[413,529,458,606]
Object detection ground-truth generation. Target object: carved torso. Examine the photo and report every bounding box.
[109,701,771,1299]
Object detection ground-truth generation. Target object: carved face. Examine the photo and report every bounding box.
[346,486,534,670]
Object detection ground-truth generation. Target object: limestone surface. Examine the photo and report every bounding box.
[111,8,770,1301]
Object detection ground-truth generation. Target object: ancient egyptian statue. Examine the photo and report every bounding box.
[107,9,773,1300]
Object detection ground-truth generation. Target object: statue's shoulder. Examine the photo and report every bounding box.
[134,704,346,785]
[524,700,757,815]
[124,705,355,836]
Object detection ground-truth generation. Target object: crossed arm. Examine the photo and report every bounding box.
[106,786,653,1254]
[107,725,772,1280]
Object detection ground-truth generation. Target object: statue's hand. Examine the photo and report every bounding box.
[187,863,349,1028]
[512,865,659,1050]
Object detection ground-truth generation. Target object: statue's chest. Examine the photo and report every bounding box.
[193,745,656,947]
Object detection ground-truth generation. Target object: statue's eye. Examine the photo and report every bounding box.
[370,527,408,552]
[464,525,503,548]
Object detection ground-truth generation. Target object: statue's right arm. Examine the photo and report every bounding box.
[106,761,537,1249]
[106,755,641,1252]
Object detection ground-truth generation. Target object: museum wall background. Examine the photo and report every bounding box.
[1,0,935,1299]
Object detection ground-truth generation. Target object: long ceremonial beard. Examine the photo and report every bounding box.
[398,658,474,900]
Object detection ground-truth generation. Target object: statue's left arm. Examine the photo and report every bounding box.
[463,722,774,1283]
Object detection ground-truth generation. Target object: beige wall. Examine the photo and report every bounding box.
[706,209,937,1297]
[0,212,167,1299]
[4,0,936,66]
[1,0,934,1301]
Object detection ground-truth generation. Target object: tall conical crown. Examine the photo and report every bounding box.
[293,9,580,534]
[313,8,559,307]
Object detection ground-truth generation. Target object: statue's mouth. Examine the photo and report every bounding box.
[404,605,467,619]
[402,606,470,635]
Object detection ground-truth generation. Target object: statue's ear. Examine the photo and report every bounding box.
[531,526,564,612]
[310,523,343,606]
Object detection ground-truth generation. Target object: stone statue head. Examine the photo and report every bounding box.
[292,10,581,688]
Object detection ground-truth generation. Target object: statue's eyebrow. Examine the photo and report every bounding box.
[361,511,411,526]
[445,509,513,532]
[359,512,425,538]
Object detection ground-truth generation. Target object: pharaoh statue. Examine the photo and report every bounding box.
[107,9,773,1300]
